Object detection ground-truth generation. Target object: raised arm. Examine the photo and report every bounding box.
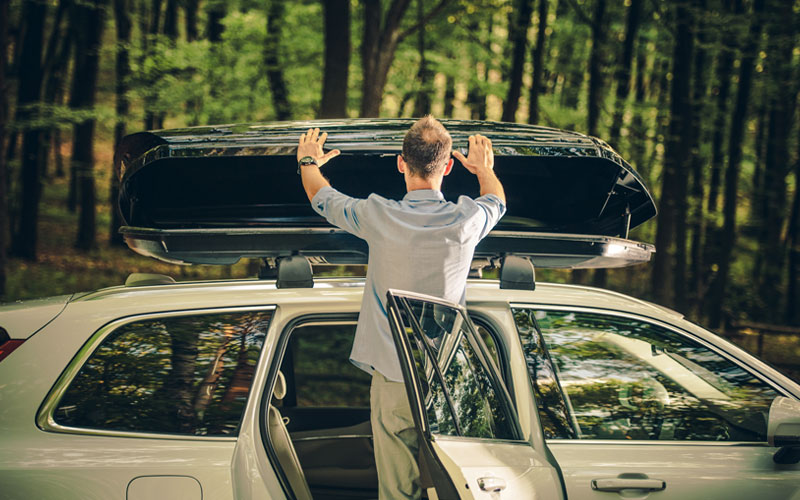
[452,134,506,203]
[297,127,341,201]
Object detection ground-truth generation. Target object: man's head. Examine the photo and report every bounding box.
[400,115,453,180]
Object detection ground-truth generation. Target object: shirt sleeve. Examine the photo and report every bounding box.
[472,193,507,240]
[311,186,370,239]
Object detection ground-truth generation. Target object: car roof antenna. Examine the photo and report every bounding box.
[499,255,535,290]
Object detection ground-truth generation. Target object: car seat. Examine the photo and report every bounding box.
[269,371,313,500]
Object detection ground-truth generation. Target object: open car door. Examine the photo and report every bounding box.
[385,290,566,500]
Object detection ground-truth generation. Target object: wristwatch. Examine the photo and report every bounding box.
[297,156,318,174]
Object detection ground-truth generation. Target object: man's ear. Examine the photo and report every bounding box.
[397,155,406,174]
[443,158,454,176]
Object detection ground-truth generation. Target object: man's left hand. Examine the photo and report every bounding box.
[298,128,340,167]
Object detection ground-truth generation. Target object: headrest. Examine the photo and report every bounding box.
[273,371,287,400]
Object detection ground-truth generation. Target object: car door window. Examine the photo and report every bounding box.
[53,310,271,436]
[398,297,517,440]
[514,308,779,442]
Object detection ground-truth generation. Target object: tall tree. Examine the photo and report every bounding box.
[706,0,735,213]
[413,0,433,116]
[110,0,132,247]
[787,146,800,325]
[11,0,47,260]
[528,0,549,124]
[708,0,765,328]
[755,0,796,319]
[652,0,694,309]
[184,0,199,41]
[607,0,642,149]
[0,0,9,296]
[319,0,351,118]
[359,0,450,117]
[502,0,533,122]
[586,0,606,137]
[265,0,291,120]
[71,0,107,251]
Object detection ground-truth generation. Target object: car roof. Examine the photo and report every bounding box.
[68,277,681,322]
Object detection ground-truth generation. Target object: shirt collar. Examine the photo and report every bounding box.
[403,189,445,202]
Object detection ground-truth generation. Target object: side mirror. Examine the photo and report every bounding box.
[767,396,800,464]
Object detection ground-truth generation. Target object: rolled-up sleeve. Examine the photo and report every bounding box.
[311,186,369,238]
[473,194,507,239]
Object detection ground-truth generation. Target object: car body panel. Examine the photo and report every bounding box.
[0,294,71,339]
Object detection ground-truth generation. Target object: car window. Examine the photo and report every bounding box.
[54,310,271,436]
[282,323,371,407]
[400,298,517,440]
[514,308,779,442]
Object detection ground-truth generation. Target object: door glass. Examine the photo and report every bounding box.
[516,309,779,441]
[55,310,271,436]
[396,297,517,440]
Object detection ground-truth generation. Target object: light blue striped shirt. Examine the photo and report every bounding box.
[311,185,506,382]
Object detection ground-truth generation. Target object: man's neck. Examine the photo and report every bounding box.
[405,174,442,192]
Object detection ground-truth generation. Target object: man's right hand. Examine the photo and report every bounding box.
[452,134,494,174]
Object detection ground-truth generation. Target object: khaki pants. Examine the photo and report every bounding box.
[370,371,421,500]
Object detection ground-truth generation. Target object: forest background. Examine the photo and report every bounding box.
[1,0,799,379]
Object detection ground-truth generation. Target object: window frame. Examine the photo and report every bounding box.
[37,305,276,441]
[511,303,794,446]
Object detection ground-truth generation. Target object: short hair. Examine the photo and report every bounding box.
[401,115,452,179]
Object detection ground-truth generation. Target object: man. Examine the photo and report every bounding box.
[296,116,505,499]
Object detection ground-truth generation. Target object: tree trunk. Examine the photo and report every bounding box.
[607,0,642,149]
[629,38,648,182]
[688,0,710,318]
[586,0,606,137]
[319,0,350,118]
[0,0,9,297]
[163,0,178,39]
[651,0,693,309]
[110,0,131,247]
[756,0,796,320]
[184,0,199,41]
[443,72,455,117]
[706,0,734,213]
[708,0,765,328]
[787,152,800,325]
[206,0,225,42]
[502,0,533,122]
[71,0,107,251]
[265,0,291,120]
[466,19,489,120]
[751,92,769,287]
[359,0,448,117]
[413,0,432,116]
[528,0,549,124]
[39,0,68,181]
[11,0,47,261]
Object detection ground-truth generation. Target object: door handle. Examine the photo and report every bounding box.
[591,476,666,492]
[477,476,507,493]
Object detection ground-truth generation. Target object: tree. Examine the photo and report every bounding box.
[607,0,643,148]
[265,0,291,120]
[320,0,351,118]
[0,0,9,296]
[359,0,450,117]
[708,0,765,328]
[110,0,132,247]
[11,0,47,260]
[502,0,533,122]
[586,0,607,137]
[528,0,550,124]
[71,0,107,251]
[652,0,694,309]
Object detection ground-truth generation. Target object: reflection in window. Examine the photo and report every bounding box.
[55,311,271,436]
[401,298,515,440]
[528,310,778,442]
[284,323,371,407]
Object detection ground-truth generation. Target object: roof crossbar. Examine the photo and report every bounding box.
[500,255,535,291]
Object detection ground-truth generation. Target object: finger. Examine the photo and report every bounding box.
[299,133,306,144]
[312,128,320,142]
[468,135,476,150]
[322,149,340,162]
[452,150,466,163]
[320,131,328,144]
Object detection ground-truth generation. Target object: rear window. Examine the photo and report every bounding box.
[54,310,271,436]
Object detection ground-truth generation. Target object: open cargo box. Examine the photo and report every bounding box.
[115,119,656,268]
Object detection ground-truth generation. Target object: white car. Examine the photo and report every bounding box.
[1,120,798,499]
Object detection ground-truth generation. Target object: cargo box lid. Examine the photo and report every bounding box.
[115,119,656,268]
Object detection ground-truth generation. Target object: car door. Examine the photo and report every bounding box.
[511,305,800,500]
[385,290,566,500]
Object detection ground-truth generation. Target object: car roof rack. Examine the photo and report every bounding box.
[124,273,176,287]
[500,255,535,290]
[259,256,314,288]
